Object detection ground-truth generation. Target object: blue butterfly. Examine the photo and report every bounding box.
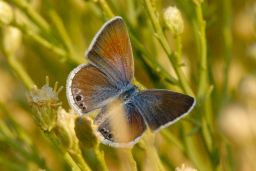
[66,16,195,147]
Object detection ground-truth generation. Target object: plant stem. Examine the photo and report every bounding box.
[48,10,83,64]
[195,2,208,99]
[191,1,215,167]
[47,131,91,171]
[222,0,233,104]
[69,149,92,171]
[10,0,50,33]
[118,149,137,171]
[12,22,68,61]
[141,133,166,171]
[143,0,194,96]
[174,35,183,66]
[182,122,213,171]
[137,134,163,171]
[5,54,34,90]
[96,0,114,18]
[94,147,108,171]
[64,153,81,171]
[130,34,178,84]
[161,130,184,152]
[10,1,82,65]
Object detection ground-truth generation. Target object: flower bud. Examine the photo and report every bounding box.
[54,109,78,149]
[3,26,22,56]
[75,116,98,149]
[163,6,184,35]
[0,1,13,26]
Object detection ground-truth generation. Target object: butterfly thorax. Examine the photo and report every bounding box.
[119,85,138,102]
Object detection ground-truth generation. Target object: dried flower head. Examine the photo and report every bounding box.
[163,6,184,35]
[175,164,197,171]
[27,77,63,131]
[0,1,13,26]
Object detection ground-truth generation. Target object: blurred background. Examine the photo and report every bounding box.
[0,0,256,171]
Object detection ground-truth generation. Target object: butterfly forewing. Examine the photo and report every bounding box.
[86,17,134,87]
[94,101,146,147]
[133,90,195,131]
[67,64,120,114]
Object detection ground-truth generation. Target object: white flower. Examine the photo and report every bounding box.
[29,85,59,104]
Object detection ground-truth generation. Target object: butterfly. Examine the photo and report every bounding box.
[66,16,195,147]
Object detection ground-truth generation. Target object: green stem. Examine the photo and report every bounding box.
[222,0,233,104]
[5,54,34,90]
[191,1,214,167]
[174,35,183,66]
[12,22,68,61]
[64,153,81,171]
[195,2,208,99]
[182,122,213,171]
[161,130,184,152]
[94,148,109,171]
[143,0,194,96]
[69,150,92,171]
[97,0,115,18]
[46,131,86,171]
[48,10,83,64]
[10,1,81,64]
[118,149,137,171]
[140,133,166,171]
[130,34,178,84]
[10,0,50,33]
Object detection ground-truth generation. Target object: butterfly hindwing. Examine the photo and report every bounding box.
[66,64,120,114]
[86,17,134,87]
[94,101,146,147]
[133,90,195,131]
